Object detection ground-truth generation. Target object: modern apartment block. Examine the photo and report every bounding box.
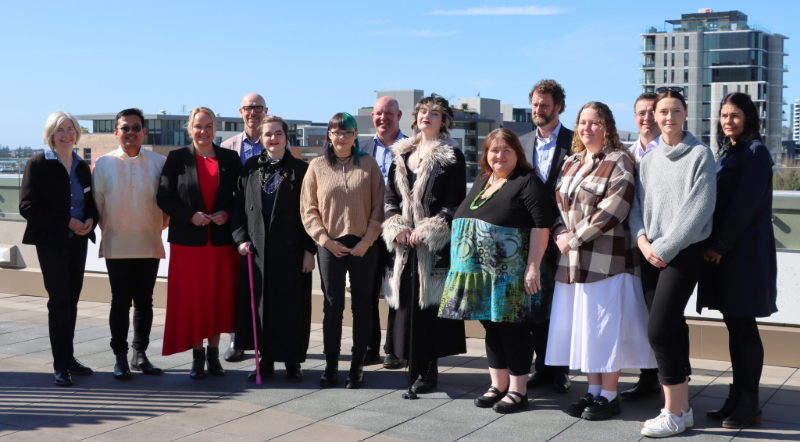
[791,99,800,142]
[640,10,788,153]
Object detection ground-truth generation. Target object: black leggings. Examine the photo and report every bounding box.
[725,315,764,393]
[317,235,377,356]
[481,321,533,376]
[641,242,703,386]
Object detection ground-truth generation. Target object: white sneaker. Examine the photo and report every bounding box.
[681,408,694,428]
[641,409,686,438]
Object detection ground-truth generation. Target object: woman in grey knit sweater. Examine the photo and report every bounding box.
[628,90,716,438]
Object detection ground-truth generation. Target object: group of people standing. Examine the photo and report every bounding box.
[20,78,777,438]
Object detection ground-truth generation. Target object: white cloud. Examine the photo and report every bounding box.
[427,5,567,16]
[366,29,458,37]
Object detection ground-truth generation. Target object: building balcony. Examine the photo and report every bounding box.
[643,25,664,34]
[640,45,656,52]
[640,61,656,68]
[639,78,656,85]
[465,130,477,136]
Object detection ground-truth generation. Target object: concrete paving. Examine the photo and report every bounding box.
[0,292,798,441]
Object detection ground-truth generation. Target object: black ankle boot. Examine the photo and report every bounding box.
[320,353,339,388]
[346,352,365,389]
[411,359,438,394]
[114,354,132,380]
[707,384,739,420]
[190,348,205,380]
[131,350,162,375]
[206,347,225,376]
[723,388,762,429]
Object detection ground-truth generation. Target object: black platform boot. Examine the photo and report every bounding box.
[114,354,132,380]
[411,359,438,394]
[320,353,339,388]
[206,347,225,376]
[346,352,365,389]
[723,388,762,429]
[190,348,205,380]
[707,384,739,420]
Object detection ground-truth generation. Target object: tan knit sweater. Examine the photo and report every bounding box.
[301,154,385,246]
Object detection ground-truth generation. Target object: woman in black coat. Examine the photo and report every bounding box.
[232,116,316,383]
[156,107,242,379]
[698,92,777,429]
[381,94,467,394]
[19,111,98,387]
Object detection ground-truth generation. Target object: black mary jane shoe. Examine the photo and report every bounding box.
[54,370,73,387]
[247,361,275,382]
[474,386,508,408]
[206,347,225,376]
[566,393,595,417]
[114,354,132,380]
[68,358,93,376]
[493,391,529,414]
[383,353,404,370]
[131,350,162,375]
[620,377,661,400]
[286,363,304,383]
[581,395,621,421]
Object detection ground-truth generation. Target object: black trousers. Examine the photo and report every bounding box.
[36,238,88,371]
[482,320,533,376]
[368,235,393,353]
[725,315,764,393]
[106,258,160,355]
[641,242,703,386]
[632,248,660,382]
[317,235,377,356]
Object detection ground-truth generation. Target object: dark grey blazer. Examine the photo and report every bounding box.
[519,123,574,199]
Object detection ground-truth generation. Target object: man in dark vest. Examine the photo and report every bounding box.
[520,79,572,392]
[360,96,406,368]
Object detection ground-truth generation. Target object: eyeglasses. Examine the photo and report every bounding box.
[242,106,265,113]
[329,130,356,139]
[117,125,142,133]
[635,110,655,119]
[656,87,684,94]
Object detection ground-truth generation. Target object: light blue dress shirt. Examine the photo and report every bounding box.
[372,130,404,183]
[240,132,264,165]
[533,122,562,183]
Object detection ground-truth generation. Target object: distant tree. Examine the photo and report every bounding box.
[774,169,800,191]
[80,126,89,133]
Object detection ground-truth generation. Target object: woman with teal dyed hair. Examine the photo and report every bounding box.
[301,112,386,389]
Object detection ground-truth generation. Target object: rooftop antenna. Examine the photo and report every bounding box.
[181,105,187,115]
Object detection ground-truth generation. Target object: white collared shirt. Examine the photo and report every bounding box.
[633,135,660,164]
[534,122,562,183]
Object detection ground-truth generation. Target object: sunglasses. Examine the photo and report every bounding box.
[656,87,684,94]
[117,125,143,133]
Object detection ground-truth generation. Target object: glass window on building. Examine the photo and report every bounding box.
[703,104,711,118]
[83,148,91,164]
[723,85,728,95]
[684,35,689,49]
[684,53,689,66]
[684,86,689,97]
[477,122,493,136]
[671,70,675,83]
[664,70,668,83]
[703,86,711,101]
[671,36,675,50]
[702,120,711,136]
[684,69,689,83]
[672,53,675,67]
[664,36,667,49]
[664,53,668,66]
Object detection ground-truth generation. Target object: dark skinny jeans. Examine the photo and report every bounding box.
[641,241,703,386]
[106,258,161,355]
[317,235,377,357]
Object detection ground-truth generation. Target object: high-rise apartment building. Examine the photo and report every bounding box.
[640,10,788,153]
[791,99,800,142]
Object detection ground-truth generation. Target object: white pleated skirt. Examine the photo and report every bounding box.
[545,273,657,373]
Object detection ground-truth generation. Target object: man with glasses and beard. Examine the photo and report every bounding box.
[519,79,573,393]
[221,93,268,362]
[93,108,167,379]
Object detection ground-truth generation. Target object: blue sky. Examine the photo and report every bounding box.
[1,0,798,148]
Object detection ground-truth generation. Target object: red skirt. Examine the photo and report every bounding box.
[162,242,240,355]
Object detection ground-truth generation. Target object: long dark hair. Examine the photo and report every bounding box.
[715,92,762,153]
[322,112,364,166]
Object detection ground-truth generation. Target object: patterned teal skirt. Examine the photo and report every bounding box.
[438,218,553,323]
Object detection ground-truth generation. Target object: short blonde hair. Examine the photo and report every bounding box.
[43,111,81,149]
[186,107,217,140]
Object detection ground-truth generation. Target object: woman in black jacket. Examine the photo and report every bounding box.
[698,92,778,429]
[382,94,467,394]
[231,116,316,383]
[19,111,98,387]
[156,107,242,379]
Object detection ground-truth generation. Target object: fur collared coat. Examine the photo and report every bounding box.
[382,135,467,309]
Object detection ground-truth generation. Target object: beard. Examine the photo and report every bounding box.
[533,108,557,127]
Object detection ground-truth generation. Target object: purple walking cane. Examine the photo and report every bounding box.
[247,250,261,385]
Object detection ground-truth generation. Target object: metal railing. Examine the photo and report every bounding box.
[640,45,656,51]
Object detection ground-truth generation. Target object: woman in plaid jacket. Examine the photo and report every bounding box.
[545,102,656,421]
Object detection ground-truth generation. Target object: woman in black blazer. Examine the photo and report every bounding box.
[19,111,98,387]
[156,107,242,379]
[231,115,316,383]
[698,93,778,429]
